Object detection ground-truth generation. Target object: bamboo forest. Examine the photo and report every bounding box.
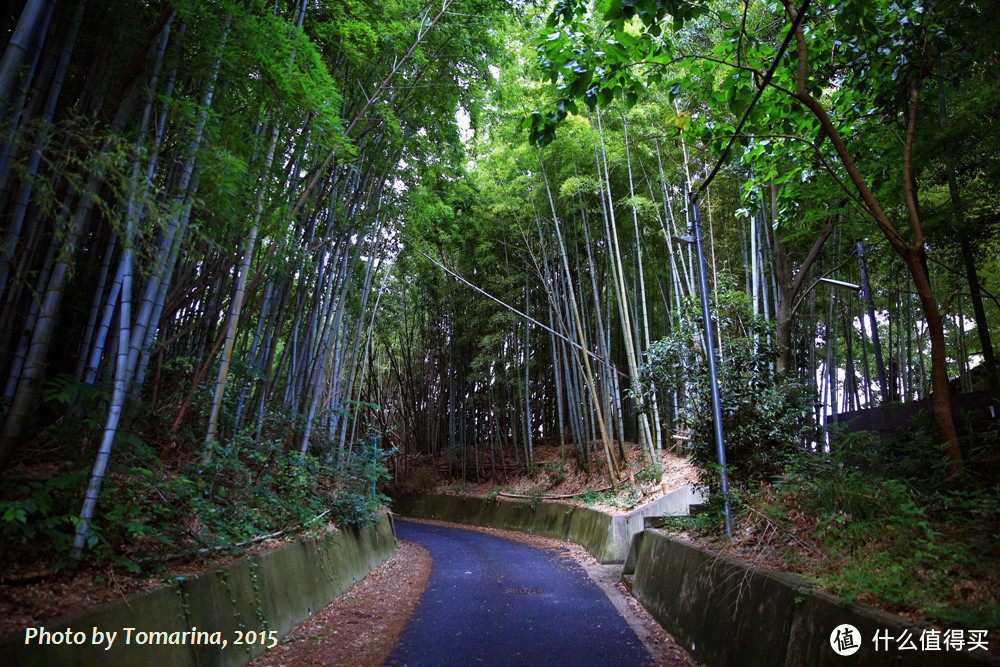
[2,0,999,642]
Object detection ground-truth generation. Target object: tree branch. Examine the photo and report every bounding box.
[901,74,925,247]
[780,0,907,253]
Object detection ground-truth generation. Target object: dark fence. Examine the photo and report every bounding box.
[837,390,998,440]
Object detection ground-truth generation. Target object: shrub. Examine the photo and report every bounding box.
[1,421,393,571]
[636,288,815,488]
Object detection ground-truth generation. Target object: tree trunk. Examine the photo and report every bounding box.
[782,0,963,476]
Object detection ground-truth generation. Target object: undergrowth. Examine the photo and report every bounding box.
[660,429,1000,632]
[0,428,391,575]
[579,482,644,509]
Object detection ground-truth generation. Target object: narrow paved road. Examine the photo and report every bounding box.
[388,520,651,667]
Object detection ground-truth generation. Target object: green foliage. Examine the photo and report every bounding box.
[327,429,394,528]
[520,483,548,509]
[40,374,113,438]
[767,447,1000,629]
[329,489,388,528]
[635,461,661,485]
[657,489,738,535]
[526,0,705,144]
[636,286,815,487]
[2,421,392,570]
[0,471,86,559]
[828,421,952,484]
[579,482,644,509]
[537,459,568,486]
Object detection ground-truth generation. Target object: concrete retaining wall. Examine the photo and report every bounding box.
[629,529,1000,667]
[393,485,701,564]
[392,493,619,561]
[1,514,396,667]
[607,483,703,560]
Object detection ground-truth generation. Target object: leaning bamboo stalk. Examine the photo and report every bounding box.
[0,86,140,468]
[81,14,174,387]
[204,119,276,454]
[595,108,650,462]
[72,185,135,557]
[537,153,618,487]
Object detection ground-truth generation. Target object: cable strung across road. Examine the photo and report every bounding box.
[388,520,650,667]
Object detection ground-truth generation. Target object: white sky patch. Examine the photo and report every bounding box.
[392,158,410,195]
[456,105,473,144]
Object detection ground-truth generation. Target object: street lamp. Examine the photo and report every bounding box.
[817,277,860,292]
[674,190,732,538]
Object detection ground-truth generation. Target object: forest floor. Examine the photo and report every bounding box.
[395,441,702,514]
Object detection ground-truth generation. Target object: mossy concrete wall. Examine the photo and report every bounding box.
[392,493,619,561]
[1,514,396,667]
[629,529,1000,667]
[392,485,701,564]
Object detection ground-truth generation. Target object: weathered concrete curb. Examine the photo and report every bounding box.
[1,514,396,667]
[608,483,703,559]
[629,529,1000,667]
[392,484,701,563]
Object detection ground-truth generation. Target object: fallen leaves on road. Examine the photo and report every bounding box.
[251,538,431,667]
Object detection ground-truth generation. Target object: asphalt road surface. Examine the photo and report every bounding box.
[388,520,650,667]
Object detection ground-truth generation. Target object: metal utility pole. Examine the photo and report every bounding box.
[677,191,732,537]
